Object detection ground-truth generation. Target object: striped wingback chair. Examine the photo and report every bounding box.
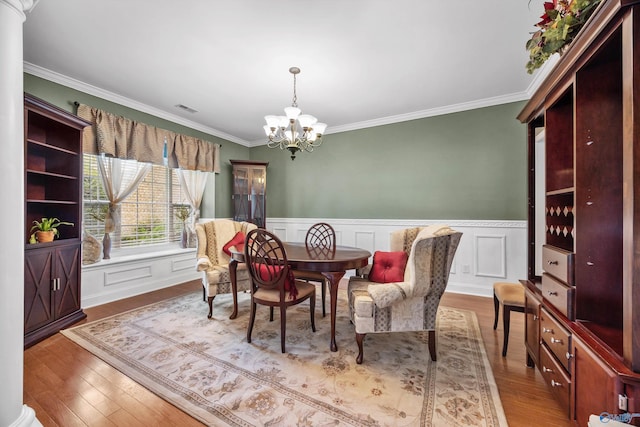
[348,225,462,364]
[195,219,257,319]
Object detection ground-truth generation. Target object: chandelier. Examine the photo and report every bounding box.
[264,67,327,160]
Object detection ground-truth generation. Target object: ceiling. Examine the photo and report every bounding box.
[22,0,554,147]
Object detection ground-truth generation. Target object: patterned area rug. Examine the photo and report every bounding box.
[62,290,508,426]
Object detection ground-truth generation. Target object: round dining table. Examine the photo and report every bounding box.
[230,242,371,352]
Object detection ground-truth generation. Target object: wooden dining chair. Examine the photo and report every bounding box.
[292,223,336,317]
[244,229,316,353]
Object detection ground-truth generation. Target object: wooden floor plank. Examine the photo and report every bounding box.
[23,279,573,427]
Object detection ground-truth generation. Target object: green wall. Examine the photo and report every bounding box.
[251,101,527,220]
[23,74,250,219]
[24,74,527,221]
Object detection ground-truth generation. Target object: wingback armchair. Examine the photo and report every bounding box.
[195,219,257,319]
[348,225,462,363]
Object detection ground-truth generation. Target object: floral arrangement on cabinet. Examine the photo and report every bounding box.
[526,0,602,74]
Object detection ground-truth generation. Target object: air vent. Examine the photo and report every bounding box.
[175,104,198,113]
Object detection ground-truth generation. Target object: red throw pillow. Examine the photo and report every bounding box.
[222,231,245,256]
[369,251,408,283]
[254,263,298,300]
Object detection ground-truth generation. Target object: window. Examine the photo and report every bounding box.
[83,154,190,249]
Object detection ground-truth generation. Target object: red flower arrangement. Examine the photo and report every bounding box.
[526,0,602,74]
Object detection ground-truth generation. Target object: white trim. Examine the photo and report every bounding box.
[248,93,534,147]
[266,217,527,298]
[474,234,507,278]
[25,62,552,149]
[79,217,526,305]
[23,62,250,147]
[81,247,199,307]
[8,405,42,427]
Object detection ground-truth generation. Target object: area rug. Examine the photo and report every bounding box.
[61,290,508,427]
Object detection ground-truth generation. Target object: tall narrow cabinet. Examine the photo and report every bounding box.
[230,160,268,228]
[24,94,89,348]
[518,1,640,424]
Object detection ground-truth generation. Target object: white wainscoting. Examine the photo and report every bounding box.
[266,218,527,298]
[80,218,527,308]
[81,246,200,308]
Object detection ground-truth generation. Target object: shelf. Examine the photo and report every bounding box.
[546,187,575,196]
[26,200,78,205]
[27,169,78,181]
[27,139,79,156]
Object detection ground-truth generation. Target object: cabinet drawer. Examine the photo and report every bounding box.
[540,343,572,416]
[542,245,575,285]
[542,273,575,319]
[540,307,572,372]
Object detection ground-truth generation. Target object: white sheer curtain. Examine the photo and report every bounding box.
[177,169,210,247]
[98,155,151,236]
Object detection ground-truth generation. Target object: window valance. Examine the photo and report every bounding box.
[77,104,220,173]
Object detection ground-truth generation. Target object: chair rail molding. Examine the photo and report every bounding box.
[266,217,527,298]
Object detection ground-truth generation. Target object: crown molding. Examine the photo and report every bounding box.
[23,62,251,147]
[25,62,552,150]
[249,90,534,147]
[524,54,558,98]
[2,0,38,17]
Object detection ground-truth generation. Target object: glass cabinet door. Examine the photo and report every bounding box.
[231,160,268,227]
[250,167,266,227]
[232,166,250,223]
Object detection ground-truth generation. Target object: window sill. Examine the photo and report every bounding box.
[82,244,196,269]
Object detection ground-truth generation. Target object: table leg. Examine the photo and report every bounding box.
[229,259,239,320]
[322,271,345,352]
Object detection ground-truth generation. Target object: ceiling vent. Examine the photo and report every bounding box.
[175,104,198,113]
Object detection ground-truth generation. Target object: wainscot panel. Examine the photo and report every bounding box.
[81,247,199,307]
[266,218,527,298]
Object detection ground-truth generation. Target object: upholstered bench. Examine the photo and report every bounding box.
[492,282,525,357]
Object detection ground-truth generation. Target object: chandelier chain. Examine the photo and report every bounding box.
[291,73,298,107]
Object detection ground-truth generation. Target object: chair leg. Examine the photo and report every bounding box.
[280,306,287,353]
[428,330,437,361]
[270,306,274,322]
[321,280,327,317]
[356,333,365,364]
[207,296,215,319]
[310,292,316,332]
[493,294,499,330]
[247,301,256,343]
[502,305,511,357]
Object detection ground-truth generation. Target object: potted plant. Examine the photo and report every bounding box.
[29,217,74,243]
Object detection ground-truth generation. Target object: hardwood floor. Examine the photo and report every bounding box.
[23,280,573,427]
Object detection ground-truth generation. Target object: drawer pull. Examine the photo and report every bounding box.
[547,291,558,296]
[547,260,559,265]
[533,315,538,320]
[551,380,562,388]
[566,352,573,360]
[542,366,553,373]
[586,201,594,206]
[550,337,563,345]
[587,261,594,266]
[542,327,554,334]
